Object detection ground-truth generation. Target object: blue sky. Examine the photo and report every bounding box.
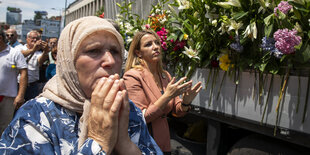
[0,0,75,23]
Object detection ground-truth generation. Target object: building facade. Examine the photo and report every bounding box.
[15,19,61,42]
[6,7,22,25]
[65,0,159,26]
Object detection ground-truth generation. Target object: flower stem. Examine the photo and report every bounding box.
[296,75,301,113]
[302,73,310,123]
[234,69,240,104]
[205,68,213,90]
[259,72,264,105]
[209,68,219,106]
[274,69,290,136]
[276,70,290,112]
[261,74,274,125]
[252,70,257,100]
[216,71,227,100]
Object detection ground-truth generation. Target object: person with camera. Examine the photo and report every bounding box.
[20,30,49,101]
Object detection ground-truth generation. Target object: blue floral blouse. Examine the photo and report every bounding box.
[0,97,162,155]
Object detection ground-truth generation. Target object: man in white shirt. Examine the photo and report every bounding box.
[20,30,49,101]
[0,30,27,135]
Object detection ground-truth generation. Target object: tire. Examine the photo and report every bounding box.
[227,134,308,155]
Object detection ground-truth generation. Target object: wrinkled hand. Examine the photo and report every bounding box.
[41,41,49,52]
[113,80,139,153]
[88,74,124,154]
[182,81,202,105]
[164,77,192,100]
[32,40,42,51]
[13,95,24,109]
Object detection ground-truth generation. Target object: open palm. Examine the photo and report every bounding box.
[182,82,202,104]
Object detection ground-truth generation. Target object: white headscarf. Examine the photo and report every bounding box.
[40,16,124,148]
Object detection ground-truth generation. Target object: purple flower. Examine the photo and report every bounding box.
[271,48,283,59]
[273,29,301,54]
[274,1,292,16]
[261,37,276,51]
[261,37,283,59]
[230,36,244,53]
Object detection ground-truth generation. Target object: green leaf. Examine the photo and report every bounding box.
[280,55,287,62]
[293,9,302,20]
[183,20,193,34]
[300,44,310,63]
[264,24,273,37]
[294,7,310,13]
[264,14,274,26]
[295,41,303,50]
[167,33,178,41]
[232,11,249,21]
[187,14,200,25]
[278,11,286,20]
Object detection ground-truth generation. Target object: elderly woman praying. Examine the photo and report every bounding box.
[0,16,162,155]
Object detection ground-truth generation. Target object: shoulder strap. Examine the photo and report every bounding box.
[26,53,34,63]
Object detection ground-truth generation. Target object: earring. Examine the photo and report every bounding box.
[137,56,143,64]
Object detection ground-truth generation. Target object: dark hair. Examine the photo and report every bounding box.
[0,29,7,43]
[106,18,120,33]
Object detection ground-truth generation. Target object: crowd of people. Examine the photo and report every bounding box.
[0,16,201,154]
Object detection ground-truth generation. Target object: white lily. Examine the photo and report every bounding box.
[212,20,218,27]
[218,22,229,35]
[177,0,191,10]
[205,8,219,22]
[159,17,167,24]
[183,46,200,60]
[124,22,133,33]
[252,22,257,39]
[216,0,241,8]
[228,20,243,35]
[243,22,257,41]
[155,9,161,14]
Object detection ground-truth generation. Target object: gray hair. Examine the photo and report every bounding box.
[27,30,40,38]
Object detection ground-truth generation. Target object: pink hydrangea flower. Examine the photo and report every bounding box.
[274,1,292,16]
[273,29,301,54]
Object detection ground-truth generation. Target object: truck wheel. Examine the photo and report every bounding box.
[227,134,307,155]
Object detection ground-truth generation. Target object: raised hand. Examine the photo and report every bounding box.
[164,77,192,100]
[40,41,49,52]
[182,81,202,105]
[88,74,123,154]
[32,40,42,52]
[113,79,141,154]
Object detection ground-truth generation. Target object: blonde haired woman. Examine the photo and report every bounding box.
[124,29,202,154]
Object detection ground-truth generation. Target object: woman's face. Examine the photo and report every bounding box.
[75,30,122,98]
[137,34,161,64]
